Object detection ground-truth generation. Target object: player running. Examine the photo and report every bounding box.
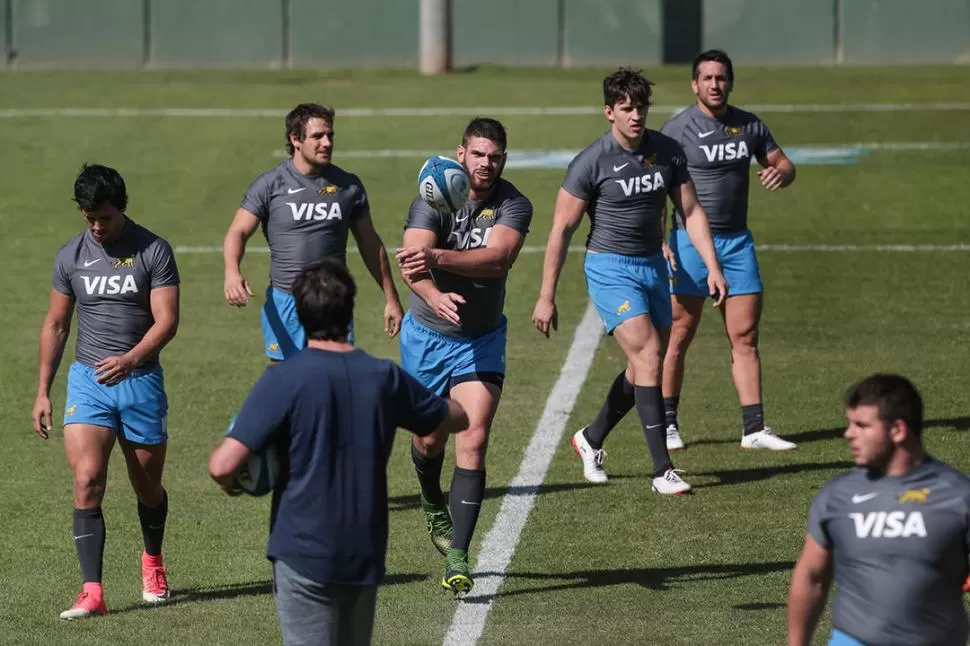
[32,164,180,619]
[788,374,970,646]
[396,117,533,596]
[532,68,727,493]
[223,102,402,360]
[660,50,797,451]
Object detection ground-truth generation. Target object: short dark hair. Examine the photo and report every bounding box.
[602,67,653,108]
[72,164,128,212]
[462,117,507,151]
[285,103,336,156]
[692,49,735,82]
[845,374,924,437]
[292,259,356,342]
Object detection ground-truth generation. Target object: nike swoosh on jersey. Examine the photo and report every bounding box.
[851,492,879,504]
[287,187,307,194]
[613,163,629,172]
[698,130,716,138]
[83,259,101,267]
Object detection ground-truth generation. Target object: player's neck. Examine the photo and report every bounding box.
[882,445,927,477]
[610,127,643,151]
[469,180,499,202]
[307,339,355,353]
[291,155,328,177]
[696,101,729,121]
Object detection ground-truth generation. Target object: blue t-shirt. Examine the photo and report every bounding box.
[228,347,449,586]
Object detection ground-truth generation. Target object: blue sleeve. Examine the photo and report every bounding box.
[390,363,448,436]
[228,367,291,452]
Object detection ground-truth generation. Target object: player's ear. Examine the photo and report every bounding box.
[603,104,613,122]
[457,145,465,164]
[889,419,909,445]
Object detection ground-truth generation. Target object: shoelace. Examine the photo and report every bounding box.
[592,449,607,467]
[665,468,687,482]
[145,567,167,591]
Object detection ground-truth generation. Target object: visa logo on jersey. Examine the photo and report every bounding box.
[849,511,927,538]
[616,172,666,197]
[287,202,343,221]
[449,226,492,250]
[700,142,750,163]
[82,275,138,295]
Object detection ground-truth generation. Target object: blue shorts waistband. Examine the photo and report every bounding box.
[405,312,507,342]
[585,251,664,266]
[73,361,161,377]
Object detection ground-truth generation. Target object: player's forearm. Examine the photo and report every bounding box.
[124,315,178,367]
[37,321,70,397]
[538,227,573,300]
[434,248,511,278]
[223,229,248,276]
[404,274,443,305]
[684,208,721,273]
[360,243,401,302]
[786,572,828,646]
[775,159,796,188]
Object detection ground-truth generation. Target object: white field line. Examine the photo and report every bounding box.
[2,102,970,119]
[442,302,602,646]
[276,141,970,159]
[175,244,970,255]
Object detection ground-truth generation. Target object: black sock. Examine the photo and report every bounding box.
[742,404,765,436]
[449,467,485,552]
[663,396,680,428]
[73,508,106,583]
[584,371,636,449]
[412,442,446,506]
[635,386,673,477]
[138,489,168,556]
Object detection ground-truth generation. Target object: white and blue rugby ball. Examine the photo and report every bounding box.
[227,417,280,497]
[418,155,470,213]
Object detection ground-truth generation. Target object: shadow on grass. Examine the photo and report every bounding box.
[389,477,632,511]
[691,461,854,490]
[109,572,428,614]
[689,416,970,448]
[460,560,794,604]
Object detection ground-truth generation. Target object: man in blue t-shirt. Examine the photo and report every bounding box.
[209,259,468,646]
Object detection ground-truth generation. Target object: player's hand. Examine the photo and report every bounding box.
[224,272,254,307]
[32,395,53,440]
[662,241,678,272]
[532,297,558,337]
[707,270,728,308]
[757,166,785,191]
[963,574,970,593]
[395,246,437,279]
[384,298,404,338]
[430,292,465,326]
[95,354,137,386]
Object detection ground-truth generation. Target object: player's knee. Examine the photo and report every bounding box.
[456,426,489,465]
[729,327,759,353]
[73,469,107,507]
[414,431,447,457]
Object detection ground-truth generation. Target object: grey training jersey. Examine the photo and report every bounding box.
[807,457,970,645]
[52,219,180,369]
[405,179,532,338]
[241,159,368,292]
[562,131,690,257]
[661,105,777,233]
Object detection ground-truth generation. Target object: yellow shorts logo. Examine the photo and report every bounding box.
[616,300,632,315]
[268,343,280,352]
[65,405,76,416]
[898,488,930,504]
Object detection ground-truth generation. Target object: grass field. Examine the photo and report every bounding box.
[1,65,969,646]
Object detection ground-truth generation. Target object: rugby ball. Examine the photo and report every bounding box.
[418,155,470,213]
[226,417,280,497]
